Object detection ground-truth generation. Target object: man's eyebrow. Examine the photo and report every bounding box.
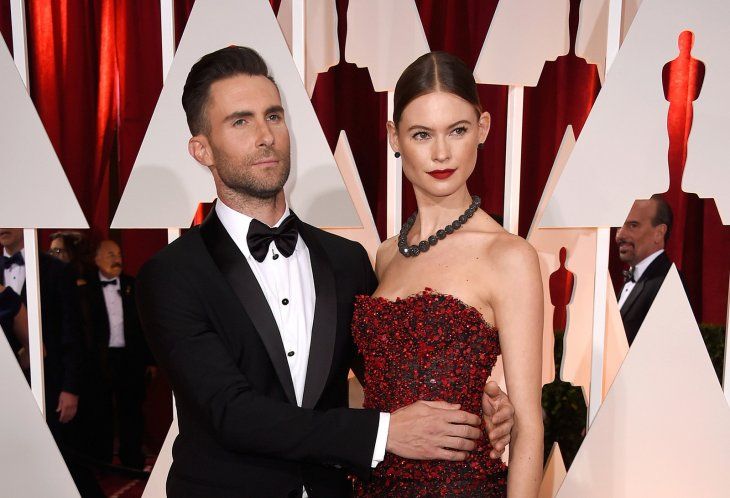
[223,110,254,122]
[223,106,284,123]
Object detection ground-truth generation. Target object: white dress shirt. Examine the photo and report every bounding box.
[618,249,665,309]
[100,272,125,348]
[3,248,25,295]
[215,200,388,476]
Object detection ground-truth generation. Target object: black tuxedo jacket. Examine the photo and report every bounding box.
[136,211,380,498]
[79,272,154,378]
[1,252,82,412]
[619,251,672,345]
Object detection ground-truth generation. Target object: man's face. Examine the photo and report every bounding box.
[615,199,666,266]
[0,228,23,254]
[95,240,122,279]
[193,74,291,199]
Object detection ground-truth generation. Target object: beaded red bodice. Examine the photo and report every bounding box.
[352,289,507,497]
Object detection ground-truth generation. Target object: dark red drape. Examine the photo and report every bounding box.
[0,0,725,328]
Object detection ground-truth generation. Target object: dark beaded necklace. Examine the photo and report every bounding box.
[398,195,481,257]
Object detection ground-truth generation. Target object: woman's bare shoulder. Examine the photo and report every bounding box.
[375,236,399,280]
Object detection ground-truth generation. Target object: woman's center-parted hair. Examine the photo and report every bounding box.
[393,51,482,126]
[182,46,277,136]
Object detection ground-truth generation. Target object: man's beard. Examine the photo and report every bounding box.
[213,146,291,200]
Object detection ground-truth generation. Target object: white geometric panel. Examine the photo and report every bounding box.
[556,267,730,498]
[528,127,628,399]
[112,0,358,229]
[539,443,567,498]
[576,0,644,83]
[0,330,79,497]
[344,0,430,92]
[323,131,380,263]
[277,0,339,98]
[473,0,570,86]
[141,421,177,498]
[0,38,87,229]
[542,0,730,228]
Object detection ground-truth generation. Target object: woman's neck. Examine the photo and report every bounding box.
[409,187,473,240]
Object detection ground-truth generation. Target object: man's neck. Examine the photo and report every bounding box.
[99,270,118,280]
[3,244,23,256]
[217,189,287,227]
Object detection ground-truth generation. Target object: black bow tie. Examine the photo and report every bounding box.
[100,279,118,287]
[2,252,24,270]
[246,213,299,263]
[623,267,635,283]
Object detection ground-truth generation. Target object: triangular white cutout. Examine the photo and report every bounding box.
[542,0,730,228]
[0,38,87,228]
[473,0,570,86]
[344,0,430,92]
[277,0,339,97]
[141,421,178,498]
[0,331,80,497]
[539,443,567,498]
[556,267,730,497]
[112,0,358,229]
[323,131,381,262]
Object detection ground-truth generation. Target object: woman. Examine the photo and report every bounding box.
[352,52,543,496]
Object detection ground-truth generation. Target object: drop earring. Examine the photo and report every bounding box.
[394,152,401,158]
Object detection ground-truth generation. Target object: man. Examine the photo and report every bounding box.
[0,228,82,430]
[136,46,514,498]
[615,194,674,345]
[79,240,156,469]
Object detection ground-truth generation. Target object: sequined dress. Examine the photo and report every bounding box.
[352,289,507,497]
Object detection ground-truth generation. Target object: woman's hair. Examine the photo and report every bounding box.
[393,51,482,125]
[49,231,91,275]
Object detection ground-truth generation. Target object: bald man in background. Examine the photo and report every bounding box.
[79,240,156,469]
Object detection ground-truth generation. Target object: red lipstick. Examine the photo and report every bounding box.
[428,169,455,180]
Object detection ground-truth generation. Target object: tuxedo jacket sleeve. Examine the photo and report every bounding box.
[136,224,380,478]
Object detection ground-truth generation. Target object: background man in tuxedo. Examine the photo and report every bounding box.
[615,194,674,345]
[0,228,82,429]
[136,46,514,498]
[79,239,156,469]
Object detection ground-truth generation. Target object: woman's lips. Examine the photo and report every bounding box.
[428,169,455,179]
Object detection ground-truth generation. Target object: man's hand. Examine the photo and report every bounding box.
[56,391,79,423]
[386,400,482,461]
[482,381,515,459]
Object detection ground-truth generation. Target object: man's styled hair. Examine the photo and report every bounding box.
[182,46,276,135]
[650,194,673,243]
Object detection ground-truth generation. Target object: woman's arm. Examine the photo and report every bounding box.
[490,237,544,497]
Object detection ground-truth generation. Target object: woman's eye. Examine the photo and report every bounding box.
[451,126,468,136]
[412,131,430,140]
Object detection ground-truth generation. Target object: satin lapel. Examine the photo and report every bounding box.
[298,222,337,410]
[200,210,297,406]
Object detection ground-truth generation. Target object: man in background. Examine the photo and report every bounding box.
[80,239,156,469]
[615,195,674,345]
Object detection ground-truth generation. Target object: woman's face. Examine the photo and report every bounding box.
[389,91,490,198]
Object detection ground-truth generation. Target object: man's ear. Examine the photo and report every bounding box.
[656,223,667,242]
[188,135,214,168]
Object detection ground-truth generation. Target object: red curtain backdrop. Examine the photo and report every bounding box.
[0,0,727,327]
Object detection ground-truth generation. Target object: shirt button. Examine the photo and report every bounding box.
[272,254,279,260]
[287,351,295,357]
[282,298,289,305]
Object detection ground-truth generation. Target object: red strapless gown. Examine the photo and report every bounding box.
[351,289,507,497]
